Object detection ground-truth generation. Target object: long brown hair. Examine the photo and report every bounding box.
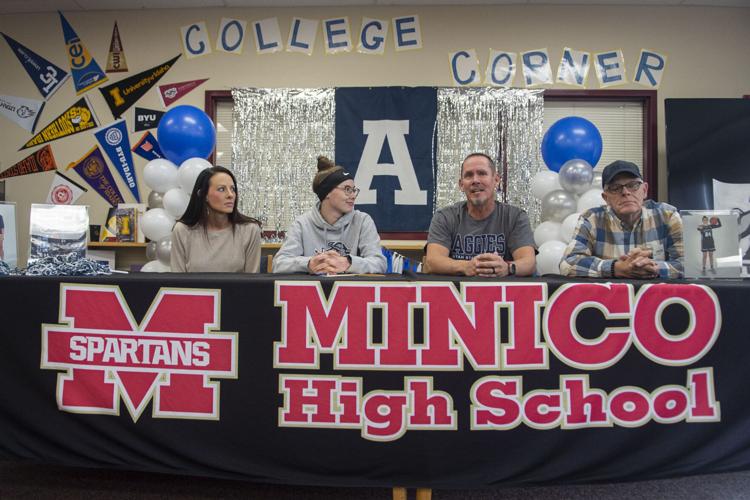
[178,166,260,232]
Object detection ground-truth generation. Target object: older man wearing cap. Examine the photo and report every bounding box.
[560,160,684,279]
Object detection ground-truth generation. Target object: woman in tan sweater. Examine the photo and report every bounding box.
[170,166,261,273]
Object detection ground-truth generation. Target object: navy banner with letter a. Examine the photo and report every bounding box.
[335,87,437,231]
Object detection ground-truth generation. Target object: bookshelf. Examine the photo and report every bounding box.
[87,240,426,271]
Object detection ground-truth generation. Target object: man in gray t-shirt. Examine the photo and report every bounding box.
[425,153,536,277]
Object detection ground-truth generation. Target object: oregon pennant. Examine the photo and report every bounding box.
[131,131,164,161]
[67,145,125,207]
[0,145,58,180]
[59,11,108,94]
[20,96,98,151]
[99,54,180,119]
[1,32,70,100]
[106,22,129,73]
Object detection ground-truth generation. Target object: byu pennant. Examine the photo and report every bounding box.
[0,94,46,133]
[158,78,209,107]
[335,87,436,231]
[20,96,98,151]
[133,107,165,132]
[1,33,69,100]
[131,131,164,161]
[58,11,108,94]
[99,54,181,119]
[94,119,141,202]
[46,171,88,205]
[106,21,129,73]
[66,146,125,207]
[0,145,58,181]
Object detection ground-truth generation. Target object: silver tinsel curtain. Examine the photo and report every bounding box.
[232,87,544,239]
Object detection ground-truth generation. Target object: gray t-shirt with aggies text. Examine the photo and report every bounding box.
[427,201,535,260]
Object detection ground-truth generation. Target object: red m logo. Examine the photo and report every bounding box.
[41,284,237,421]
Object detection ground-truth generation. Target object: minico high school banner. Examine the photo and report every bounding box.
[1,274,750,488]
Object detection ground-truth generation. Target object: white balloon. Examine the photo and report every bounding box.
[141,208,175,241]
[143,159,179,193]
[141,260,170,273]
[560,212,582,243]
[531,171,562,200]
[577,188,605,213]
[179,157,212,193]
[533,221,562,247]
[537,240,568,275]
[163,187,190,219]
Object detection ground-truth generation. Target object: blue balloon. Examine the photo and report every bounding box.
[541,116,603,172]
[157,105,216,166]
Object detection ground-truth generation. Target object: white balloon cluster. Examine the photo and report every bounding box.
[140,157,211,272]
[531,159,605,275]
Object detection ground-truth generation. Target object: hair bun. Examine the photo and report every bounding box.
[317,155,336,172]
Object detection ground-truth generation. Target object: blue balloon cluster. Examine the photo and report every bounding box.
[157,105,216,166]
[541,116,602,172]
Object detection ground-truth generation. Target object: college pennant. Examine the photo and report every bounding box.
[66,146,125,207]
[1,32,69,100]
[59,11,108,94]
[105,22,129,73]
[133,107,165,132]
[131,131,164,161]
[0,145,58,180]
[99,54,181,119]
[0,94,46,133]
[19,96,98,151]
[94,119,141,202]
[46,171,88,205]
[158,78,209,107]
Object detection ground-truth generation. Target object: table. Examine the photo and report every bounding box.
[1,273,749,488]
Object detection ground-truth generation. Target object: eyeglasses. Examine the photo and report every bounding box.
[336,186,361,197]
[605,180,643,194]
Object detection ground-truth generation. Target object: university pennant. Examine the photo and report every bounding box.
[99,54,181,119]
[59,11,108,94]
[20,96,98,151]
[1,32,69,100]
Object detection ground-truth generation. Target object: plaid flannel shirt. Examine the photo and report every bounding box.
[560,200,684,279]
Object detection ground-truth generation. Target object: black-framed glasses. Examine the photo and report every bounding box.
[336,186,361,197]
[605,180,643,194]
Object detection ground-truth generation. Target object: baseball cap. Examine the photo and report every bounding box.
[601,160,642,188]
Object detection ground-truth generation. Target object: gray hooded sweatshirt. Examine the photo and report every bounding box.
[273,204,387,274]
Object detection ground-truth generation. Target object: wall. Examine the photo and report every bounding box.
[1,5,748,265]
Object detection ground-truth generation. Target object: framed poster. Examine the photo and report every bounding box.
[0,202,18,268]
[28,204,89,264]
[680,210,743,279]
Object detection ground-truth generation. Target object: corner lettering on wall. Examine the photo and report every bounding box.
[594,50,627,87]
[556,47,590,87]
[449,49,480,86]
[521,48,553,87]
[634,50,667,88]
[486,50,517,87]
